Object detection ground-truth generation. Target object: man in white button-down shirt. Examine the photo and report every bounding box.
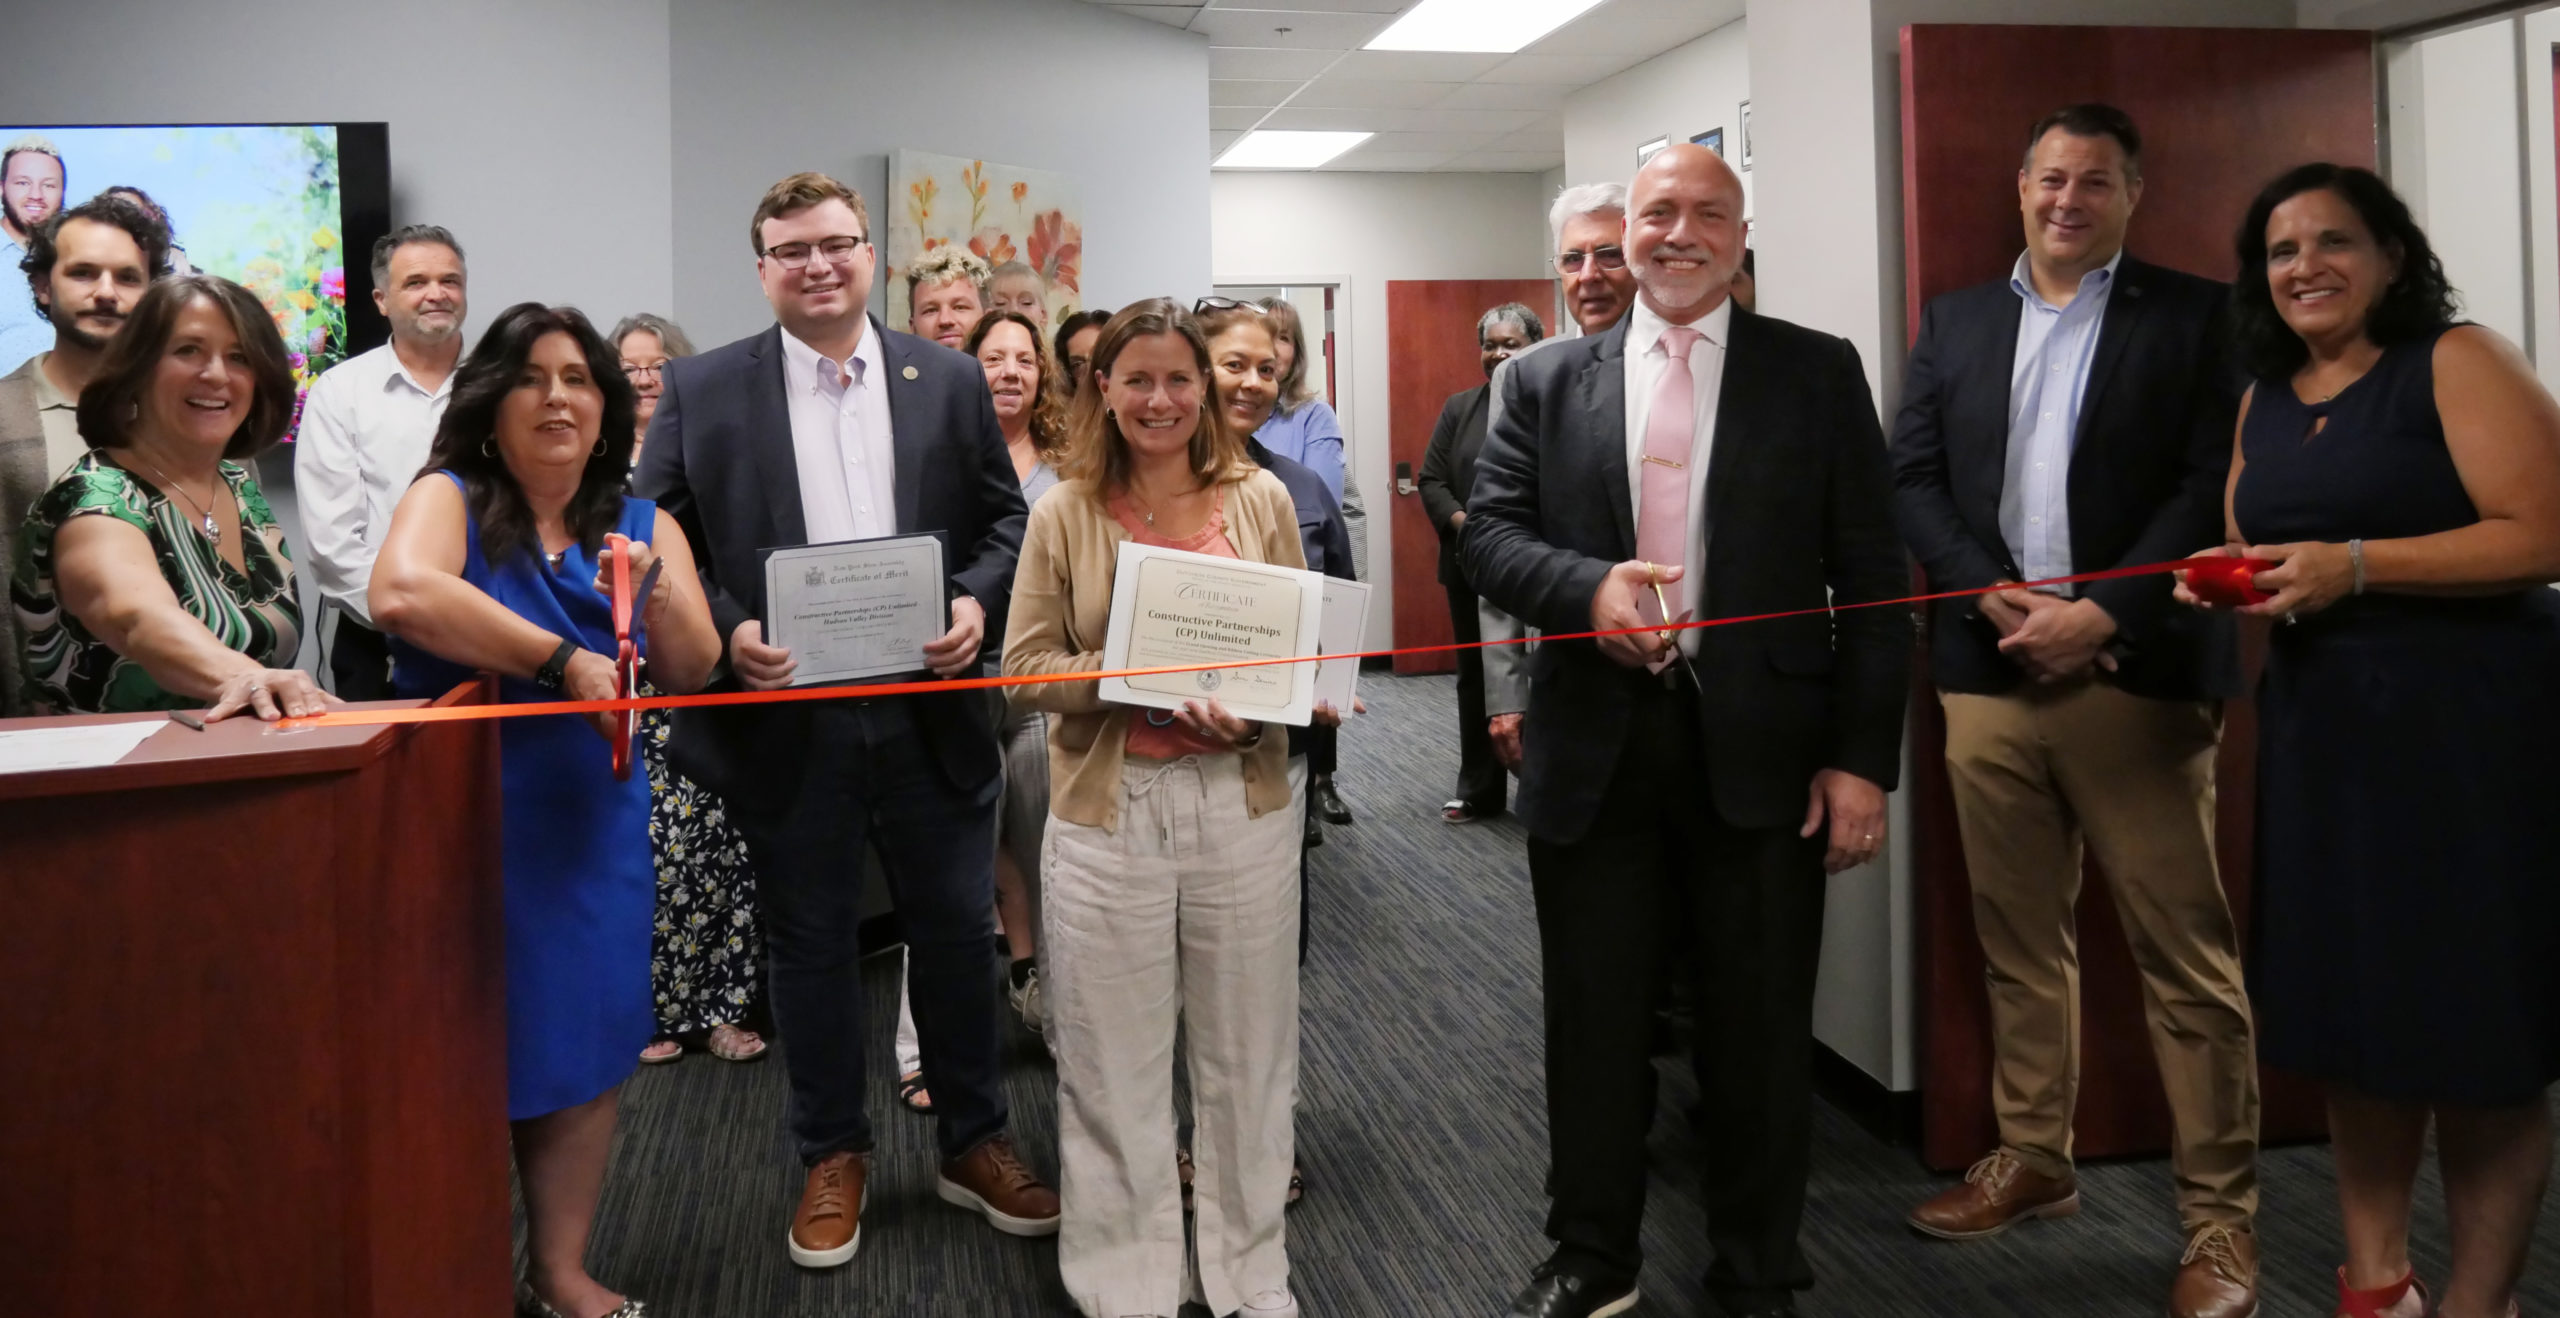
[293,224,467,699]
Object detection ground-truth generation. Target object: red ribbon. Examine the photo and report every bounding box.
[293,555,2275,730]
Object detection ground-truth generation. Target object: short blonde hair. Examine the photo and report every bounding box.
[750,172,870,254]
[907,246,990,302]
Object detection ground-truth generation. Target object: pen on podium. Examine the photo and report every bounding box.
[167,710,206,731]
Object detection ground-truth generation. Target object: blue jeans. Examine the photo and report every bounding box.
[728,699,1007,1164]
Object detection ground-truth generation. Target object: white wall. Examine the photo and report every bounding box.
[1211,171,1554,639]
[1562,20,1753,219]
[2398,19,2535,352]
[668,0,1211,348]
[0,0,677,329]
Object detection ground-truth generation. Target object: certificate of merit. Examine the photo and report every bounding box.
[1097,542,1327,727]
[759,533,948,686]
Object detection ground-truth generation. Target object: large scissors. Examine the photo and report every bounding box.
[606,534,664,782]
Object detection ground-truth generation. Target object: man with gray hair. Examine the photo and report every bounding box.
[1418,301,1544,822]
[293,223,468,699]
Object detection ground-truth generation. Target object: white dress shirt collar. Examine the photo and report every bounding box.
[1627,293,1734,360]
[779,318,877,394]
[2007,247,2124,311]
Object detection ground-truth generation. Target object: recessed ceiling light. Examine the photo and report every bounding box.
[1215,130,1374,170]
[1364,0,1610,54]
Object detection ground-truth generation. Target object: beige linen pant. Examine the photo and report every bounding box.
[1942,683,2261,1229]
[1046,753,1305,1318]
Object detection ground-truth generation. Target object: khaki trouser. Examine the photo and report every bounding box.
[1942,683,2260,1230]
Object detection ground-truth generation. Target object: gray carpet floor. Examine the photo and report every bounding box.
[563,672,2558,1317]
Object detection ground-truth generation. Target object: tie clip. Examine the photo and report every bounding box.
[1641,455,1685,469]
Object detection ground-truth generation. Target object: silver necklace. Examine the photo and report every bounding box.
[140,458,221,540]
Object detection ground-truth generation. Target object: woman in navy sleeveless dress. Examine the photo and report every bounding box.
[372,304,723,1318]
[2211,165,2559,1318]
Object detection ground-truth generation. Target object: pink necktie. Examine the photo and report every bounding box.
[1636,324,1703,629]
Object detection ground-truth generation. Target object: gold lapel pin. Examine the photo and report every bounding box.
[902,365,919,380]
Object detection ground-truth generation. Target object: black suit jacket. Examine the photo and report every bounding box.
[1416,383,1489,587]
[1462,310,1911,843]
[632,318,1029,797]
[1889,255,2241,701]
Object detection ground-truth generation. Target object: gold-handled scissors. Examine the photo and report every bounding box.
[1643,561,1703,687]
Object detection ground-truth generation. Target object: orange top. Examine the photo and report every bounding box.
[1114,487,1243,762]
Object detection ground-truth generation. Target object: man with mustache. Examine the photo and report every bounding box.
[1466,144,1909,1318]
[0,192,171,716]
[0,136,71,376]
[294,224,469,700]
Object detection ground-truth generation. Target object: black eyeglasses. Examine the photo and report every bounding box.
[1556,245,1627,275]
[1193,297,1267,315]
[762,236,867,270]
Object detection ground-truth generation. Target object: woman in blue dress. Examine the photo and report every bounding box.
[372,303,723,1318]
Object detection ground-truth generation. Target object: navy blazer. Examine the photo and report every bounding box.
[632,317,1029,797]
[1888,255,2242,701]
[1462,310,1911,842]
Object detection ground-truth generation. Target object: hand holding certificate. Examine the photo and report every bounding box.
[760,533,951,686]
[1099,543,1328,727]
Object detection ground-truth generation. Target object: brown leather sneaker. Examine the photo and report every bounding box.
[787,1151,865,1268]
[2171,1224,2259,1318]
[1907,1149,2080,1241]
[937,1134,1062,1237]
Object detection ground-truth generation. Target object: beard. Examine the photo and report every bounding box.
[47,298,123,353]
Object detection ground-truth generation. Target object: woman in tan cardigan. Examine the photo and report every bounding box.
[1003,299,1309,1318]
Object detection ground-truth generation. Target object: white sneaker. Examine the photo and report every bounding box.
[1240,1290,1299,1317]
[1009,964,1047,1036]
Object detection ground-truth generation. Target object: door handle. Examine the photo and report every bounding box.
[1395,460,1416,497]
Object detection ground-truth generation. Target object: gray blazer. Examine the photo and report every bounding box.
[0,357,53,717]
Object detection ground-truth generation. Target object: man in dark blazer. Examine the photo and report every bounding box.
[632,172,1055,1272]
[1888,106,2258,1318]
[1416,300,1543,823]
[1466,144,1909,1318]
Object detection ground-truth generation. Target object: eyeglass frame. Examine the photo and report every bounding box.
[620,360,669,379]
[1555,244,1627,275]
[1193,296,1267,316]
[759,235,869,270]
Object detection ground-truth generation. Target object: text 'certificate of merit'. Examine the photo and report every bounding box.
[1097,542,1325,727]
[760,533,948,686]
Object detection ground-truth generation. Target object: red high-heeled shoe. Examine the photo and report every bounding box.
[2334,1266,2427,1318]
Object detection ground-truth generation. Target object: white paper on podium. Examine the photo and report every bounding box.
[0,720,163,775]
[1313,578,1370,715]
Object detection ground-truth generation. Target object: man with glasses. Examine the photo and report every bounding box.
[633,171,1054,1273]
[294,223,468,700]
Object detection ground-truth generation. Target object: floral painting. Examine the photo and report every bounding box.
[886,149,1081,330]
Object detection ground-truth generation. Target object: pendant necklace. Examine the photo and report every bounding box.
[140,458,221,541]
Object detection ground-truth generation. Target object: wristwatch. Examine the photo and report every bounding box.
[534,638,582,692]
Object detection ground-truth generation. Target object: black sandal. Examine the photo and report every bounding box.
[897,1071,933,1114]
[1177,1148,1195,1214]
[1287,1159,1304,1208]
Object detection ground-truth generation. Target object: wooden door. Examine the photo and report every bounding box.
[1900,22,2375,1170]
[1386,278,1555,675]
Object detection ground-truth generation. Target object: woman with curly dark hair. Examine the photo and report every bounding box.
[371,302,722,1318]
[2179,163,2560,1318]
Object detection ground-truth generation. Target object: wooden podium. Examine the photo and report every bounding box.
[0,682,511,1316]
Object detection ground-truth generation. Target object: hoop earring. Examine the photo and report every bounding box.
[591,435,606,458]
[481,437,495,458]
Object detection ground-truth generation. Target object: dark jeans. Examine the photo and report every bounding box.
[329,613,393,701]
[1445,579,1504,812]
[1526,676,1827,1313]
[726,699,1007,1165]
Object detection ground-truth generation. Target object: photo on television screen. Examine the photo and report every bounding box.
[0,123,392,430]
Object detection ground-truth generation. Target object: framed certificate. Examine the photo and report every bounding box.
[1097,542,1326,727]
[759,533,949,686]
[1313,577,1370,715]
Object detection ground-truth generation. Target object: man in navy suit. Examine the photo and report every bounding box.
[1889,105,2258,1318]
[633,172,1056,1271]
[1466,144,1909,1318]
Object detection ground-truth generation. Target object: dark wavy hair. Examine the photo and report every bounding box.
[76,275,294,459]
[20,193,172,317]
[2229,163,2459,381]
[422,303,637,567]
[963,309,1068,465]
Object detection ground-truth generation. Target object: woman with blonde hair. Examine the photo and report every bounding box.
[1004,299,1308,1318]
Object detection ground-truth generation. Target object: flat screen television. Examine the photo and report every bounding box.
[0,122,392,428]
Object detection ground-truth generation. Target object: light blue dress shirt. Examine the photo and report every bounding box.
[2000,249,2120,594]
[1254,397,1345,501]
[0,236,49,377]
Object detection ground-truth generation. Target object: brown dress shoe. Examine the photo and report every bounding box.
[787,1151,865,1269]
[1907,1150,2080,1240]
[937,1134,1062,1237]
[2171,1224,2259,1318]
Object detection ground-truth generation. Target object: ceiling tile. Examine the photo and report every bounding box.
[1320,149,1461,171]
[1436,150,1567,173]
[1488,124,1567,153]
[1526,8,1741,60]
[1229,0,1407,10]
[1476,52,1644,84]
[1106,4,1201,27]
[1211,129,1246,151]
[1210,78,1307,107]
[1187,7,1394,47]
[1323,50,1511,82]
[1428,80,1569,111]
[1286,75,1464,109]
[1340,129,1511,154]
[1260,106,1543,135]
[1209,46,1343,80]
[1211,105,1270,130]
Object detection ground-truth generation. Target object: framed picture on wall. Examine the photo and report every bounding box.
[1740,101,1752,170]
[1637,135,1669,165]
[1692,127,1724,157]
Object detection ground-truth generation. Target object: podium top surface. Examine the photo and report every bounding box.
[0,687,483,802]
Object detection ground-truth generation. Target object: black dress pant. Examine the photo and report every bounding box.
[1526,676,1826,1313]
[1444,579,1505,812]
[329,614,393,701]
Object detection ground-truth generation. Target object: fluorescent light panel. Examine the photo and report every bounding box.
[1364,0,1610,54]
[1215,130,1373,170]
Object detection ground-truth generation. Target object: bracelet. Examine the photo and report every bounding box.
[2348,539,2366,596]
[534,637,581,692]
[1234,725,1264,750]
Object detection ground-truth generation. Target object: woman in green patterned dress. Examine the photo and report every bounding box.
[13,275,326,720]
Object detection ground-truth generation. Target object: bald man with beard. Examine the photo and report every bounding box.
[1465,145,1910,1318]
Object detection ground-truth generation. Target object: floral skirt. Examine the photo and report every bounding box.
[640,700,766,1035]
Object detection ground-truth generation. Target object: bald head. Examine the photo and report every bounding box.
[1626,143,1746,323]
